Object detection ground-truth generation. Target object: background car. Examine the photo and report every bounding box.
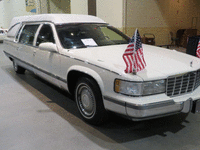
[0,29,7,42]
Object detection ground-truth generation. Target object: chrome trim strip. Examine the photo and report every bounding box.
[126,100,175,110]
[59,53,121,76]
[4,40,39,48]
[130,112,179,121]
[104,95,175,110]
[172,76,176,96]
[7,22,21,33]
[3,51,67,83]
[179,75,184,95]
[186,73,190,92]
[103,96,125,106]
[192,71,197,90]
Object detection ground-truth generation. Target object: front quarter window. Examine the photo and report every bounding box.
[56,24,129,49]
[36,24,55,46]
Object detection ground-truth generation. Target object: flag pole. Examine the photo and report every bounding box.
[132,28,137,74]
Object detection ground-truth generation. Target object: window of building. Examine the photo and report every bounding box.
[88,0,96,16]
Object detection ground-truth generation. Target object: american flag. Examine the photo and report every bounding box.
[196,40,200,58]
[123,29,146,73]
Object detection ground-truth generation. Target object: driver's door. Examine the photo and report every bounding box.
[33,23,60,80]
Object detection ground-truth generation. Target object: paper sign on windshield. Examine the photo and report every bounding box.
[81,38,98,46]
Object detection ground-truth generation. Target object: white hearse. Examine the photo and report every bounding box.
[3,14,200,125]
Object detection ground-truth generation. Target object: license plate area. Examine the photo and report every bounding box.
[192,100,200,113]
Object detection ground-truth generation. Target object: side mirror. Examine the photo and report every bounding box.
[39,42,57,52]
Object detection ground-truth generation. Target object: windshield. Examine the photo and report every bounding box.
[56,24,130,49]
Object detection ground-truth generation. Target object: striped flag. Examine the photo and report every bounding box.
[123,29,146,73]
[196,40,200,58]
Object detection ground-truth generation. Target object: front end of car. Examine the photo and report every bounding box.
[100,44,200,121]
[103,67,200,121]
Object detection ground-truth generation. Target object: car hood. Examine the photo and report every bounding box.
[66,44,200,81]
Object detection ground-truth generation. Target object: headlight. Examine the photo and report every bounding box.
[114,79,166,96]
[114,80,143,96]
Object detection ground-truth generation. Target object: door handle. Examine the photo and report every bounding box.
[17,47,23,51]
[33,51,36,56]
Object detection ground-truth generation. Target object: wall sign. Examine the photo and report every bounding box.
[25,0,36,13]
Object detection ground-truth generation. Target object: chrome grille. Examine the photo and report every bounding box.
[166,70,200,97]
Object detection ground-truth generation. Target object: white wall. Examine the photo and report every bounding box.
[97,0,123,28]
[35,0,48,14]
[71,0,88,15]
[0,1,5,28]
[126,0,168,28]
[0,0,37,29]
[71,0,124,28]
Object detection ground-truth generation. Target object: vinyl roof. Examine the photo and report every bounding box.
[9,14,106,27]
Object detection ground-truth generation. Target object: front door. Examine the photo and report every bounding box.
[33,23,61,81]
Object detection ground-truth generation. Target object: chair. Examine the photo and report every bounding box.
[170,32,179,46]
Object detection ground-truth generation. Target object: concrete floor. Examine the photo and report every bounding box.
[0,43,200,150]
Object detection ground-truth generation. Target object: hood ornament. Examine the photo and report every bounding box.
[190,61,193,67]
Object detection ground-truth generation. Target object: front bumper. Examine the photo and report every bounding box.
[104,96,200,121]
[126,98,193,121]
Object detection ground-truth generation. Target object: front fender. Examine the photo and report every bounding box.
[67,65,105,94]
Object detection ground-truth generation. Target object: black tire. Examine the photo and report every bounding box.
[75,77,108,125]
[13,60,25,74]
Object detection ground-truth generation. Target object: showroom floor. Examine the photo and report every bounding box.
[1,43,200,150]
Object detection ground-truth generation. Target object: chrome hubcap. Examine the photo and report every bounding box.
[77,85,95,118]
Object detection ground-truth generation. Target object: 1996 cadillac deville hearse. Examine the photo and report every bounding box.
[3,14,200,125]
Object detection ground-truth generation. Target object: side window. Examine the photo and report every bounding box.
[36,24,55,46]
[19,24,39,45]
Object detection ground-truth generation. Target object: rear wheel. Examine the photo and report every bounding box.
[75,77,108,125]
[13,60,25,74]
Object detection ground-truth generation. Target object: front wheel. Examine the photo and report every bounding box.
[13,60,25,74]
[75,77,108,125]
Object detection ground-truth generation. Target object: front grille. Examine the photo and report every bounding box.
[166,70,200,97]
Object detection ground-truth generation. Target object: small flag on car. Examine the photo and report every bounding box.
[196,40,200,58]
[123,29,146,73]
